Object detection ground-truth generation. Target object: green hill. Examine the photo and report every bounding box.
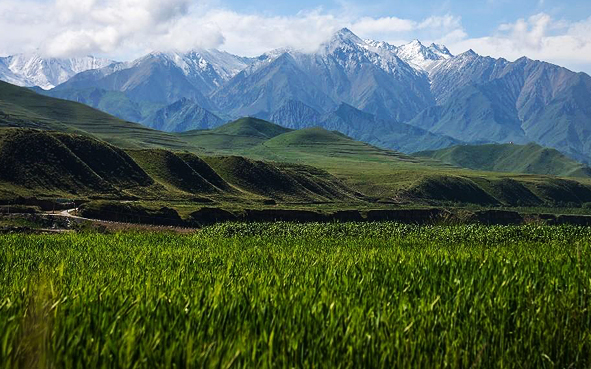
[0,129,151,197]
[126,150,227,195]
[212,117,293,138]
[0,128,360,204]
[178,117,292,153]
[4,80,591,209]
[202,156,359,202]
[0,81,191,150]
[249,127,422,164]
[414,143,591,178]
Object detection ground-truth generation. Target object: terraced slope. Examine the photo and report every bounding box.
[0,128,361,204]
[126,150,226,195]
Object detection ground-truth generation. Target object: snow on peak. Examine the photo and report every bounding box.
[364,39,398,53]
[395,40,453,72]
[320,28,367,55]
[0,54,113,89]
[138,49,252,84]
[429,43,453,58]
[459,49,478,58]
[335,28,362,41]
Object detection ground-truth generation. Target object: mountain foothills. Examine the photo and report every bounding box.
[2,80,591,209]
[5,28,590,163]
[415,143,591,178]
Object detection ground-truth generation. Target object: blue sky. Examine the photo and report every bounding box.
[1,0,591,73]
[222,0,591,36]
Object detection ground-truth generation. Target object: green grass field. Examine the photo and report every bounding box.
[2,223,591,368]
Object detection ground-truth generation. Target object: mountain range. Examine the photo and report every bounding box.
[2,28,591,163]
[3,79,591,209]
[0,54,113,89]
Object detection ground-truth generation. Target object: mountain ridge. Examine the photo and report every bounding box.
[2,28,591,163]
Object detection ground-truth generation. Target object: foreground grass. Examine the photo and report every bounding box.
[1,223,591,368]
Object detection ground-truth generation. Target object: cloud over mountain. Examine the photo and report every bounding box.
[0,1,590,74]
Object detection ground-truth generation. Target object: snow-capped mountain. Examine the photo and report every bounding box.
[365,39,453,72]
[428,50,509,104]
[135,50,253,89]
[8,27,591,163]
[213,28,433,121]
[0,54,113,89]
[395,40,453,71]
[53,49,253,107]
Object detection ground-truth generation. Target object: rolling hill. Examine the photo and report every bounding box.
[3,83,591,208]
[0,81,192,150]
[178,117,293,153]
[0,129,152,197]
[0,127,360,203]
[415,143,591,178]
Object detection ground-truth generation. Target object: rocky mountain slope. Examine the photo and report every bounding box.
[0,54,112,89]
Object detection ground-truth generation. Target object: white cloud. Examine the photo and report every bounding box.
[447,14,591,72]
[196,9,342,55]
[0,1,590,74]
[352,16,416,33]
[0,0,208,58]
[0,1,466,58]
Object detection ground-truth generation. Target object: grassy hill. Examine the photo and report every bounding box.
[202,155,360,202]
[3,82,591,209]
[126,150,226,196]
[0,81,191,150]
[0,129,150,197]
[415,143,591,178]
[253,127,417,162]
[0,128,360,204]
[178,117,292,153]
[175,120,591,206]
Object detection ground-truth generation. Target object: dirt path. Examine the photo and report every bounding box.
[47,209,198,234]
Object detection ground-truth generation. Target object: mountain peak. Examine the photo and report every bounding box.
[462,49,478,57]
[328,28,364,45]
[514,56,532,63]
[395,39,452,71]
[317,27,366,56]
[335,28,356,37]
[429,43,453,57]
[0,54,113,89]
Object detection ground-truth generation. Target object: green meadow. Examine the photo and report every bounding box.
[2,223,591,368]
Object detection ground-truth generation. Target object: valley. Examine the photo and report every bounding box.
[3,5,591,368]
[2,82,591,226]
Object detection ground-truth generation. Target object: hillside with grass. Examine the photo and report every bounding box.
[0,81,192,150]
[415,143,591,178]
[0,128,360,204]
[202,155,360,202]
[0,129,151,198]
[173,119,591,207]
[3,85,591,209]
[178,117,292,153]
